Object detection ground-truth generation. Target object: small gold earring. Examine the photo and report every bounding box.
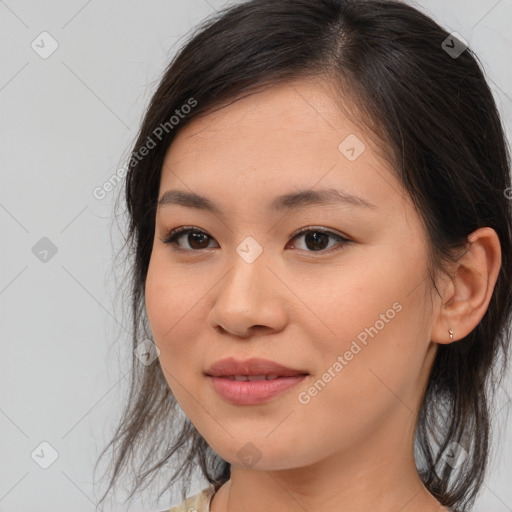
[448,328,454,341]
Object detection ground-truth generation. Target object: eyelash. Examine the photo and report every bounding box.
[159,225,351,254]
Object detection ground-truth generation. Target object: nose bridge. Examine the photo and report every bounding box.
[208,235,286,336]
[221,234,268,303]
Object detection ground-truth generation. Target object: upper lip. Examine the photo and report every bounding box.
[205,357,309,377]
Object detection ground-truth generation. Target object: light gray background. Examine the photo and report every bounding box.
[1,1,511,511]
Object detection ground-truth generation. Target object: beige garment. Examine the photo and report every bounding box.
[162,484,216,512]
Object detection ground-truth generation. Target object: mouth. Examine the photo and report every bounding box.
[209,374,308,381]
[206,373,309,405]
[205,357,310,404]
[205,356,309,379]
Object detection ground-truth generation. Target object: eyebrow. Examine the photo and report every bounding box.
[157,188,377,214]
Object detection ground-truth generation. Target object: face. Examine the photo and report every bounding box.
[145,78,440,472]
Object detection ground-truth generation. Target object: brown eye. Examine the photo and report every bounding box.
[288,228,350,253]
[161,227,218,250]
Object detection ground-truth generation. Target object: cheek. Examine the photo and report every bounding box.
[145,248,192,333]
[292,300,428,456]
[144,249,209,379]
[144,254,170,339]
[293,258,405,348]
[144,256,198,408]
[145,252,189,355]
[302,250,431,400]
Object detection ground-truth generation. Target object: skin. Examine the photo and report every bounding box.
[144,77,501,512]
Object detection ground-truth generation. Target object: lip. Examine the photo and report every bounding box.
[205,357,309,405]
[205,357,309,378]
[207,375,308,405]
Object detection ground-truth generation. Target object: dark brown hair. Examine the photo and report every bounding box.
[94,1,512,510]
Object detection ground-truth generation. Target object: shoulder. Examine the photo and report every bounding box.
[160,484,216,512]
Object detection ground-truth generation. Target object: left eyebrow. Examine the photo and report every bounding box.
[157,187,377,214]
[269,188,377,211]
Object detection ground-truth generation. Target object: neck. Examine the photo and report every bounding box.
[210,414,450,512]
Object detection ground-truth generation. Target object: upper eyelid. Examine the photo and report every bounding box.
[164,225,347,237]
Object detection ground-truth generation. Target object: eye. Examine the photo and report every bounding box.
[159,226,351,253]
[160,226,218,251]
[287,226,350,253]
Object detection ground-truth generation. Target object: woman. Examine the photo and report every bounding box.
[95,1,512,511]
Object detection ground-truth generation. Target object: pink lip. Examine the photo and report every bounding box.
[205,357,309,405]
[205,357,308,378]
[208,375,308,405]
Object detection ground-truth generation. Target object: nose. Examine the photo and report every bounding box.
[206,248,288,338]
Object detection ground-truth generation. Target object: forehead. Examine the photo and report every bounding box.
[166,79,349,161]
[159,79,409,218]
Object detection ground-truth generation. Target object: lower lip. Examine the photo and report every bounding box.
[208,375,308,405]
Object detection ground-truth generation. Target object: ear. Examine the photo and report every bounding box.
[431,227,502,344]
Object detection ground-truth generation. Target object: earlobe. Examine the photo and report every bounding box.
[431,227,502,345]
